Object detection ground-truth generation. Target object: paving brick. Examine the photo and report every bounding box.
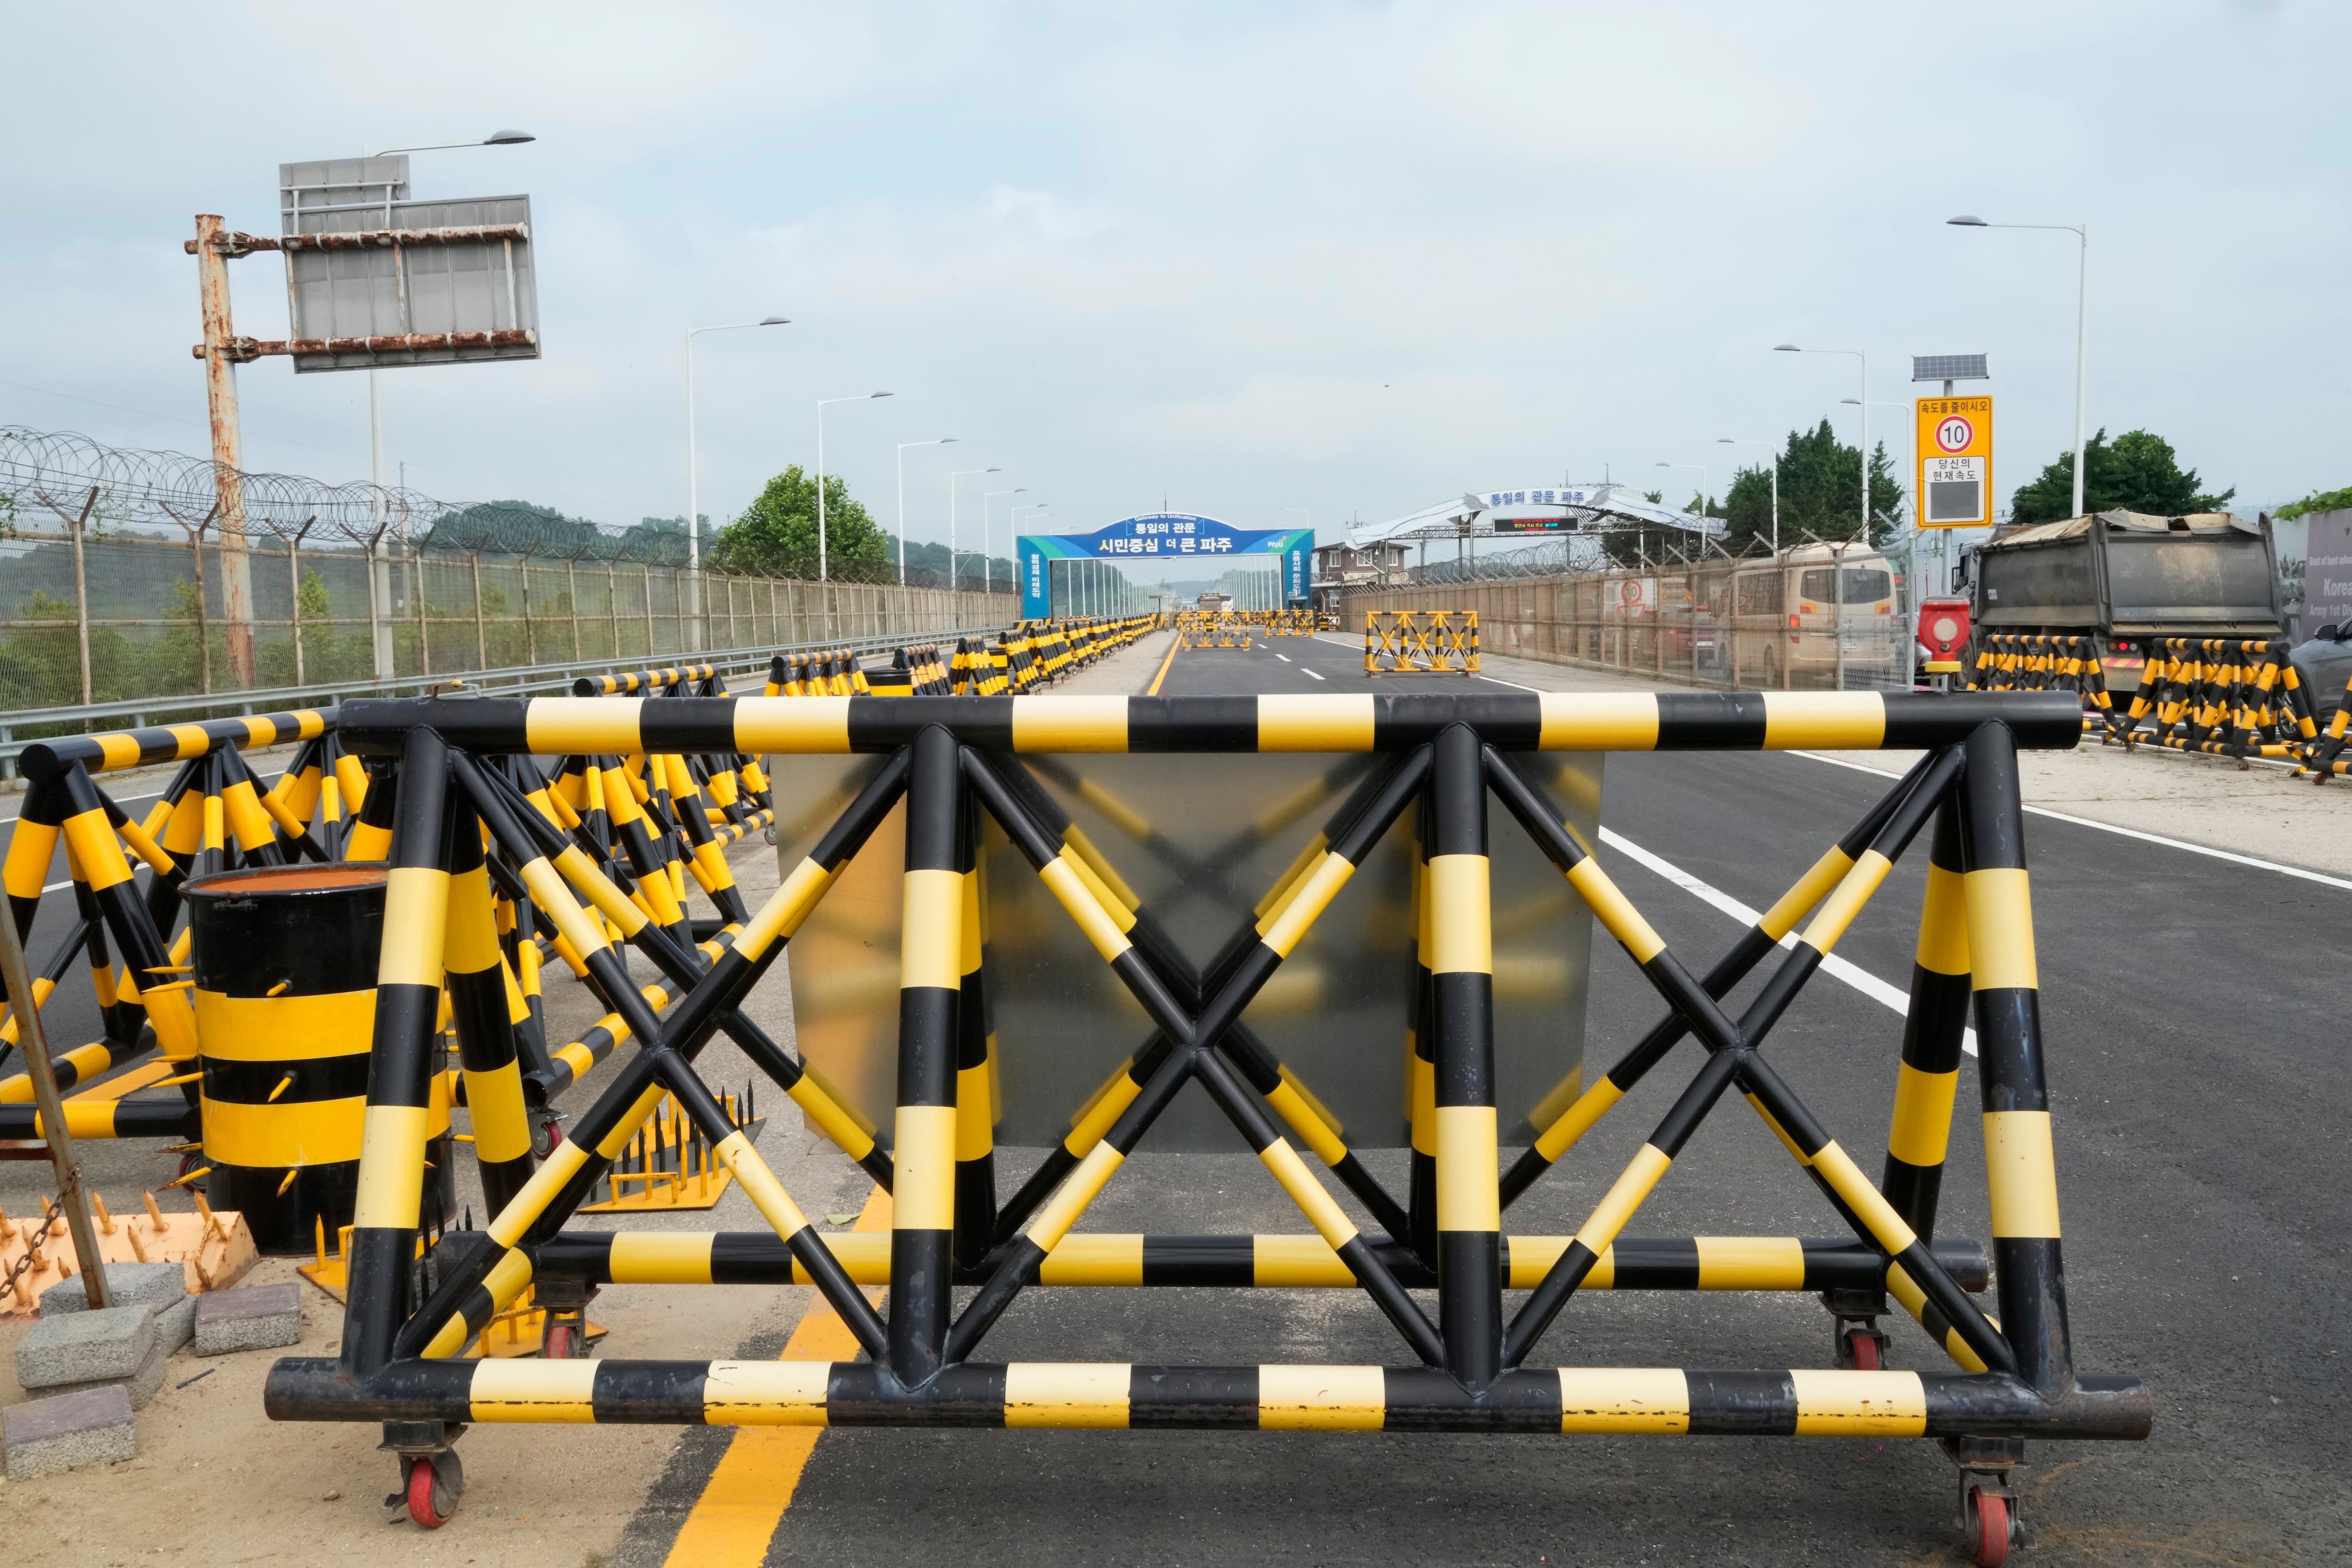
[191,1281,302,1355]
[15,1303,158,1391]
[2,1385,136,1480]
[37,1337,169,1410]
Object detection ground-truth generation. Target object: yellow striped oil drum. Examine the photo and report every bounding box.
[186,864,455,1254]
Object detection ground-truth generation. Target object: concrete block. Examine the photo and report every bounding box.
[39,1262,195,1355]
[192,1282,302,1355]
[39,1258,189,1319]
[15,1303,158,1391]
[38,1337,169,1410]
[3,1385,136,1480]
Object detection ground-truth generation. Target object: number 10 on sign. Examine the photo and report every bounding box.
[1916,395,1992,528]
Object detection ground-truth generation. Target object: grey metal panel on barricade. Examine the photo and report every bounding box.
[771,749,1600,1150]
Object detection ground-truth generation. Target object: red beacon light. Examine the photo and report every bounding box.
[1917,597,1970,674]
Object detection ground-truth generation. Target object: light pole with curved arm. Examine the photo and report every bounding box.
[1948,215,2089,517]
[897,438,957,584]
[817,392,891,580]
[1775,344,1868,542]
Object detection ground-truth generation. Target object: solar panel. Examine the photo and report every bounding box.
[1913,354,1989,382]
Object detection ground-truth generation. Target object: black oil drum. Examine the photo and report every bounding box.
[185,863,454,1255]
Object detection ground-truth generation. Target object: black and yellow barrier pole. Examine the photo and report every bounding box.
[443,803,540,1220]
[1883,798,1970,1240]
[892,724,964,1385]
[952,792,999,1274]
[1429,722,1502,1387]
[386,747,906,1369]
[1498,753,1931,1209]
[341,725,452,1380]
[1960,720,2073,1398]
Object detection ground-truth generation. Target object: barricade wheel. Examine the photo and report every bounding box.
[403,1450,465,1529]
[544,1322,579,1360]
[1961,1482,2011,1566]
[540,1116,566,1153]
[1841,1327,1882,1370]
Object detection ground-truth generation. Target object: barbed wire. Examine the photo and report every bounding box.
[0,425,705,567]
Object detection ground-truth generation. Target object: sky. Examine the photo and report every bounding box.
[5,1,2345,581]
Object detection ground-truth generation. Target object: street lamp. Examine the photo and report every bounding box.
[685,317,790,643]
[1948,215,2090,517]
[816,392,891,581]
[1716,438,1778,555]
[1775,344,1869,543]
[1653,460,1707,525]
[984,487,1026,594]
[897,438,957,585]
[947,468,1001,591]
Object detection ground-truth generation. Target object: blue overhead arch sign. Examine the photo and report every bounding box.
[1018,515,1313,619]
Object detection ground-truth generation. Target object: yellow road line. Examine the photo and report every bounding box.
[1145,631,1181,696]
[661,1185,891,1565]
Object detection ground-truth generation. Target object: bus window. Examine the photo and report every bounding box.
[1799,567,1891,603]
[1735,573,1783,615]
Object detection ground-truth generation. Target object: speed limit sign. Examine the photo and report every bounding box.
[1915,395,1992,528]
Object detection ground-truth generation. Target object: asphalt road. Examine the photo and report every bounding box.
[8,641,2346,1566]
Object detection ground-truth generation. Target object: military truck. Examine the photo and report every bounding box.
[1953,511,2281,697]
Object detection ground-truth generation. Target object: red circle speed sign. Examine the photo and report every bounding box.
[1934,414,1975,454]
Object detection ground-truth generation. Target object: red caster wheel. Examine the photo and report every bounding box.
[1961,1482,2011,1567]
[543,1322,579,1360]
[1842,1327,1882,1370]
[402,1450,466,1529]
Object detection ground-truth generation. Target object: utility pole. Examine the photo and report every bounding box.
[0,895,110,1308]
[192,215,260,689]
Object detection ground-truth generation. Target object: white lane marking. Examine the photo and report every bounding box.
[1794,750,2352,894]
[1275,653,1291,663]
[1301,667,1326,681]
[1477,673,1540,692]
[1597,824,1977,1057]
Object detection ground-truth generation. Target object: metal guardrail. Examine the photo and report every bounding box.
[0,625,1016,780]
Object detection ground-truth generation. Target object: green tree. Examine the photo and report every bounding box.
[2008,428,2234,525]
[2275,485,2352,521]
[1720,421,1905,555]
[710,467,888,577]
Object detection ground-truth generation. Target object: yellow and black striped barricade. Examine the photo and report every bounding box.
[273,688,2145,1559]
[1363,609,1479,673]
[2301,663,2352,780]
[184,863,455,1256]
[2108,636,2321,765]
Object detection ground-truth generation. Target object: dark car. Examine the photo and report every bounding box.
[2290,622,2352,730]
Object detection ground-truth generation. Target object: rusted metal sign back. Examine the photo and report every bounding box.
[278,157,539,373]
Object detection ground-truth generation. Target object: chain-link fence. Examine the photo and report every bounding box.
[0,426,1012,715]
[1338,548,1915,692]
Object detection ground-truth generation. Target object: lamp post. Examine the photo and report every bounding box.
[984,487,1026,594]
[1846,396,1916,687]
[816,392,891,581]
[1774,344,1869,544]
[947,468,1001,594]
[1716,438,1778,556]
[686,317,790,645]
[356,130,535,676]
[1653,461,1707,546]
[897,438,957,585]
[1949,215,2089,517]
